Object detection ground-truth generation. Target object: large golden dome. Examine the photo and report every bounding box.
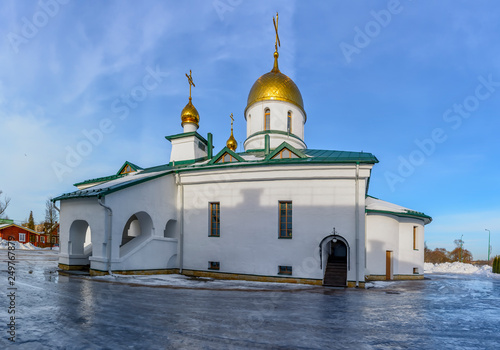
[180,98,199,127]
[246,52,305,116]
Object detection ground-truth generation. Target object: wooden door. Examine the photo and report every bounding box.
[386,250,392,280]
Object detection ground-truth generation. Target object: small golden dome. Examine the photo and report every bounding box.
[181,98,199,127]
[226,132,237,151]
[246,52,305,116]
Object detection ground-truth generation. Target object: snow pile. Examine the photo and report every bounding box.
[0,238,39,250]
[94,273,315,290]
[425,262,500,278]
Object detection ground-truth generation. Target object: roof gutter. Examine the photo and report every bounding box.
[98,197,113,275]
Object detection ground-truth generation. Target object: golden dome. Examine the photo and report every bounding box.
[246,52,305,116]
[226,132,237,151]
[180,98,199,127]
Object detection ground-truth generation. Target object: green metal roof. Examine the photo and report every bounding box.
[165,131,208,144]
[55,145,378,202]
[73,173,127,187]
[365,209,432,222]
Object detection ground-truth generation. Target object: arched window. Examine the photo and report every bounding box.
[287,111,292,133]
[264,108,270,130]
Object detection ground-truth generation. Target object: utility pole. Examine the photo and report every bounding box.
[485,229,491,261]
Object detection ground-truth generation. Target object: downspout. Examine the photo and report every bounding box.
[355,162,360,287]
[207,133,213,159]
[98,196,113,275]
[176,173,184,273]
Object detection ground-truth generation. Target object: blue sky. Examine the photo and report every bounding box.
[0,0,499,259]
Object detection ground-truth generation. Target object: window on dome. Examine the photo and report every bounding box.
[215,152,236,163]
[272,148,300,160]
[287,111,292,133]
[264,108,270,130]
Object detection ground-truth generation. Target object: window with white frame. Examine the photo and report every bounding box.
[19,233,25,242]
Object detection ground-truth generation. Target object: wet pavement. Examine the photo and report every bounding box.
[1,250,500,349]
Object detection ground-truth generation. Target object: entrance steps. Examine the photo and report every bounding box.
[323,261,347,287]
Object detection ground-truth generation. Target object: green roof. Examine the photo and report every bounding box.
[74,174,127,187]
[55,145,378,202]
[365,209,432,222]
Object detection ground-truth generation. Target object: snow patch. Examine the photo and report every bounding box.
[0,238,58,251]
[94,273,315,290]
[425,262,500,278]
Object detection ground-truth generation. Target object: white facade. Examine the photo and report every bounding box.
[54,45,431,287]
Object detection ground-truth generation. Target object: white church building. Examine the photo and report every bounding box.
[54,17,431,288]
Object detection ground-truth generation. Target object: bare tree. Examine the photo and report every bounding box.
[0,190,11,218]
[44,199,59,247]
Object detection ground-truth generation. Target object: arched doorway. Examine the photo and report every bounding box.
[319,234,349,287]
[68,220,92,265]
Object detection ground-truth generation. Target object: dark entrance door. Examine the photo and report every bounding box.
[323,240,348,287]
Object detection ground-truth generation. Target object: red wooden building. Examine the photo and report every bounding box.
[0,223,50,248]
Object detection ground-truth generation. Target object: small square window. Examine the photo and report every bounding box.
[278,266,292,275]
[208,261,220,270]
[413,268,419,274]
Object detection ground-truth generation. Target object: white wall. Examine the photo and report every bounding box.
[366,213,425,278]
[170,135,207,163]
[244,100,306,151]
[59,174,179,272]
[59,197,106,266]
[180,164,370,282]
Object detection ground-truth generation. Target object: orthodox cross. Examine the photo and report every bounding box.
[273,12,280,53]
[230,113,234,132]
[185,70,195,100]
[331,227,338,235]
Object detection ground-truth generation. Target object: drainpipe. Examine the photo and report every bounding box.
[355,162,360,287]
[207,133,213,159]
[98,197,113,275]
[176,173,184,273]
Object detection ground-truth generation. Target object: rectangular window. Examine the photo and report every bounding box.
[208,261,220,270]
[413,226,418,250]
[278,266,292,275]
[41,236,45,243]
[209,202,220,237]
[19,233,25,242]
[287,111,292,133]
[413,267,419,274]
[51,237,56,243]
[279,201,292,238]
